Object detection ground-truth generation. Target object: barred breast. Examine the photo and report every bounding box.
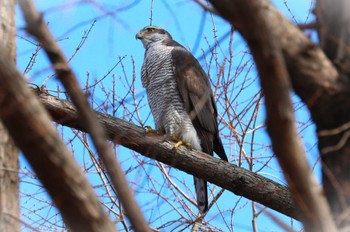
[141,41,201,150]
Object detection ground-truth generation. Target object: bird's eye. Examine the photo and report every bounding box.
[147,28,155,32]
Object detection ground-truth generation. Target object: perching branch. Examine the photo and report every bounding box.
[36,89,300,221]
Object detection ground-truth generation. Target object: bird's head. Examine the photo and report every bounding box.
[136,26,172,48]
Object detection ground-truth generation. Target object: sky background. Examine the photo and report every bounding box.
[16,0,317,231]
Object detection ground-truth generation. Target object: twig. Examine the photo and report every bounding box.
[193,0,219,15]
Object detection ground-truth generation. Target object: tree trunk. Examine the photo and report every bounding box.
[316,0,350,227]
[0,0,19,231]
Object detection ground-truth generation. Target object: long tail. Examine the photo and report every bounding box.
[194,177,208,213]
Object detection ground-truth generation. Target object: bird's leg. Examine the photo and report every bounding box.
[171,136,192,149]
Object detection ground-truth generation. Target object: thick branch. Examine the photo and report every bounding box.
[0,48,116,231]
[316,0,350,72]
[315,0,350,227]
[207,0,343,129]
[18,1,149,231]
[206,0,350,230]
[225,2,335,231]
[36,90,300,221]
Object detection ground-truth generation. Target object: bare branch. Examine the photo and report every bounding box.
[193,0,219,15]
[316,0,350,72]
[36,90,300,221]
[18,1,149,231]
[207,0,337,231]
[207,0,340,115]
[315,0,350,227]
[0,46,117,232]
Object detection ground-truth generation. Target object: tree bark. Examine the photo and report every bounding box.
[0,49,117,231]
[36,90,300,221]
[208,0,350,230]
[18,1,149,230]
[0,1,19,231]
[316,0,350,227]
[222,2,335,231]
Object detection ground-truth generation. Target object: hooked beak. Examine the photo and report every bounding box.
[135,32,143,40]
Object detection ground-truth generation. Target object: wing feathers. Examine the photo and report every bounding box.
[170,44,227,160]
[167,39,228,213]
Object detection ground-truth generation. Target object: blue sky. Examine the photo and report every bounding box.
[16,0,317,231]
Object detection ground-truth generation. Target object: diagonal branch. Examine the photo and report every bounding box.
[206,0,340,123]
[36,89,300,221]
[207,0,340,231]
[220,1,335,231]
[315,0,350,227]
[18,1,149,231]
[0,46,117,232]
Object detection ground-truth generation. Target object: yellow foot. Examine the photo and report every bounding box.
[171,136,191,149]
[144,125,156,134]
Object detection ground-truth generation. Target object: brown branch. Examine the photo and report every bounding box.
[298,22,316,30]
[316,0,350,71]
[0,47,117,231]
[36,90,300,221]
[221,1,335,231]
[315,0,350,228]
[207,0,340,124]
[18,1,149,231]
[205,0,350,230]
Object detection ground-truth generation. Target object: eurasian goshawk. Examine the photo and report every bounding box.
[136,26,227,213]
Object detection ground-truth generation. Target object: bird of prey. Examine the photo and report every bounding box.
[136,26,227,213]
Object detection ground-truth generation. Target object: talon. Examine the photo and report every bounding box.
[144,125,156,134]
[175,140,183,148]
[171,136,191,149]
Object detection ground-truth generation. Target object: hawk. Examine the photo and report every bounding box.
[136,26,227,213]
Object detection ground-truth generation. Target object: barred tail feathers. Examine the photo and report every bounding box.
[194,177,208,213]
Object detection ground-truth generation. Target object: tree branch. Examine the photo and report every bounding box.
[0,47,117,232]
[223,1,335,231]
[207,0,350,230]
[18,1,149,231]
[316,0,350,72]
[207,0,341,126]
[315,0,350,227]
[36,89,300,221]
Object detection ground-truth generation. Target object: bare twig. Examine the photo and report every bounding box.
[18,1,149,231]
[258,207,295,232]
[193,0,219,15]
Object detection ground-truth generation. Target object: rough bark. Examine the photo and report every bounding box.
[208,0,350,230]
[219,2,336,231]
[207,1,337,231]
[0,1,20,231]
[36,90,300,221]
[18,1,149,230]
[0,48,117,231]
